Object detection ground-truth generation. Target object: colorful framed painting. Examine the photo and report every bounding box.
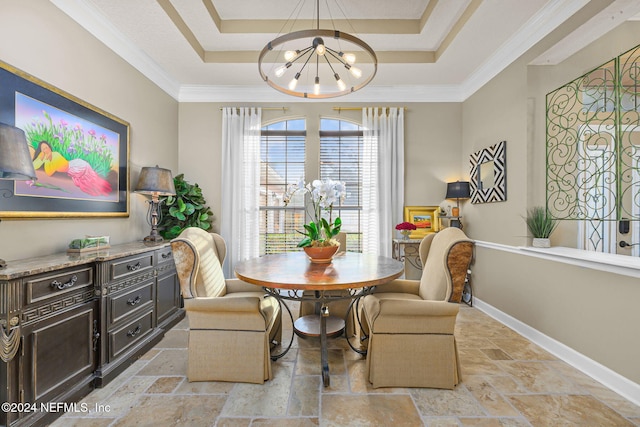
[0,61,129,218]
[404,206,440,239]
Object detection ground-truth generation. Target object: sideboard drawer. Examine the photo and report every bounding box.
[109,308,153,360]
[26,266,94,305]
[107,253,154,282]
[155,247,174,266]
[110,280,154,325]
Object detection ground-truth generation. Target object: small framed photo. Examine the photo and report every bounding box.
[404,206,440,239]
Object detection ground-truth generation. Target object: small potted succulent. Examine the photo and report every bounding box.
[525,206,558,248]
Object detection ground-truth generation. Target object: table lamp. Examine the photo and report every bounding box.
[135,165,175,243]
[0,122,38,268]
[445,181,470,218]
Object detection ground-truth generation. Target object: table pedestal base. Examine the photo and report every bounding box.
[293,314,345,386]
[293,315,345,338]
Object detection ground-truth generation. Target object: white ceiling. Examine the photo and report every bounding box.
[50,0,640,102]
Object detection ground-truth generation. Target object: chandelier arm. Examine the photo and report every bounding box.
[296,48,316,75]
[324,49,348,67]
[288,46,315,65]
[323,54,339,74]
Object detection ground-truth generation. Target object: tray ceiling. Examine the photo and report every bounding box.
[51,0,640,102]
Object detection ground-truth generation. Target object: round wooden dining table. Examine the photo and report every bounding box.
[234,251,403,386]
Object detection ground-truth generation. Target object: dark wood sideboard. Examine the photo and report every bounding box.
[0,242,184,427]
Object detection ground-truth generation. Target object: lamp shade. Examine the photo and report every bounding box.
[0,122,37,181]
[135,166,175,196]
[445,181,470,200]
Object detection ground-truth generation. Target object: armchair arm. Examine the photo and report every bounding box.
[184,296,267,331]
[372,279,420,295]
[226,278,263,293]
[364,296,459,334]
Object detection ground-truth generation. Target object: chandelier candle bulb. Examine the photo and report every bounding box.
[340,52,356,64]
[284,50,299,61]
[348,65,362,79]
[314,77,321,95]
[289,74,300,90]
[275,63,290,78]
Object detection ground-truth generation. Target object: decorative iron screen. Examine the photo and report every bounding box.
[546,44,640,223]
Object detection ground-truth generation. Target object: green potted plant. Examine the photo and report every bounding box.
[525,206,558,248]
[158,173,214,240]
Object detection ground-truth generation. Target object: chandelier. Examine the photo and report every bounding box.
[258,0,377,99]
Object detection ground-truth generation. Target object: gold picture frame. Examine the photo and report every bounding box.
[403,206,440,239]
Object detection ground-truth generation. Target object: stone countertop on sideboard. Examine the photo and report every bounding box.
[0,241,171,280]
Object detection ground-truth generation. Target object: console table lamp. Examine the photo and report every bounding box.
[0,123,37,268]
[445,181,470,218]
[135,165,175,243]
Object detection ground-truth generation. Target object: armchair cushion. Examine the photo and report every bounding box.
[363,296,458,334]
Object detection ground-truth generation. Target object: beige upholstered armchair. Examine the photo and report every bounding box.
[361,227,474,389]
[171,227,282,384]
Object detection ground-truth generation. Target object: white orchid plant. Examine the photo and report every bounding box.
[283,178,347,248]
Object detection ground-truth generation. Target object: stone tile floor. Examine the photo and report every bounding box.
[52,304,640,426]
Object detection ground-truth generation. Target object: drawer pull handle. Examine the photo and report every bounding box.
[50,275,77,291]
[127,295,142,306]
[161,252,171,259]
[127,262,141,271]
[127,325,142,337]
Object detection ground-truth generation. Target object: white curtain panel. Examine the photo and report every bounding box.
[220,107,261,277]
[362,107,405,257]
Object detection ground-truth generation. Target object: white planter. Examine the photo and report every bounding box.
[532,238,551,248]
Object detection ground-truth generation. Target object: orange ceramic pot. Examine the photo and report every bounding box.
[303,245,339,263]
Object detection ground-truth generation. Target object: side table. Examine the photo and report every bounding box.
[392,238,423,280]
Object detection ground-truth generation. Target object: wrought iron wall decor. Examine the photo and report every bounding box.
[546,44,640,225]
[469,140,507,204]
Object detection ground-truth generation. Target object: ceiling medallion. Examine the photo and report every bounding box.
[258,0,377,99]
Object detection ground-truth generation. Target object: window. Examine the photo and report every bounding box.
[259,119,306,255]
[259,117,364,255]
[320,118,363,252]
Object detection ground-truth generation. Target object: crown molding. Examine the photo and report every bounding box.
[51,0,181,99]
[530,0,640,65]
[178,84,465,103]
[460,0,590,99]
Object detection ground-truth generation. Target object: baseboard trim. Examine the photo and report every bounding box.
[473,298,640,407]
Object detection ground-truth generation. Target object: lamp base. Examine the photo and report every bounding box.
[143,234,164,243]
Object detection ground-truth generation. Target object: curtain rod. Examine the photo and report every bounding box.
[332,107,407,112]
[219,107,288,111]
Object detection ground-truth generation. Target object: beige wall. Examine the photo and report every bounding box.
[178,102,463,234]
[464,16,640,383]
[473,245,639,382]
[0,0,179,260]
